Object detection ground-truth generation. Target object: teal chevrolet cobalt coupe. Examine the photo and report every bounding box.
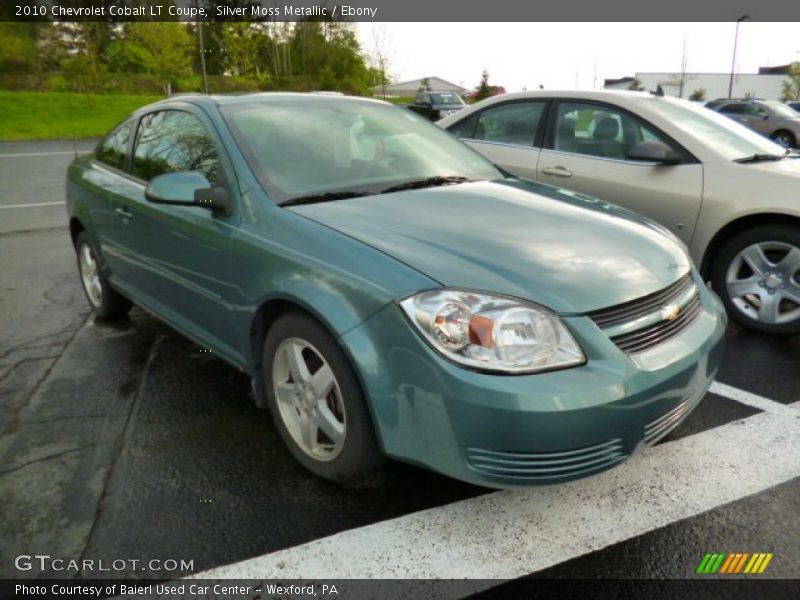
[67,94,726,488]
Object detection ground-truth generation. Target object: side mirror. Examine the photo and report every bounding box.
[145,172,232,216]
[627,141,683,165]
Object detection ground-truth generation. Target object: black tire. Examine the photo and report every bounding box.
[770,130,796,149]
[74,231,132,320]
[710,225,800,335]
[262,311,384,484]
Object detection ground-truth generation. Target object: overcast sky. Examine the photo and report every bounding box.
[356,22,800,92]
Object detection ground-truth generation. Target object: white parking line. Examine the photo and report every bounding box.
[0,151,82,158]
[0,201,66,210]
[192,400,800,584]
[710,380,795,414]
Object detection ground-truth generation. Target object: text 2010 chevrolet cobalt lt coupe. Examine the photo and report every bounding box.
[67,93,726,488]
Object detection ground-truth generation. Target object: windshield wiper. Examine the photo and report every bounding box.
[734,153,787,164]
[381,175,472,194]
[281,190,373,207]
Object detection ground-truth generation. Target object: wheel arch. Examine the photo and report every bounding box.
[247,294,379,425]
[700,213,800,278]
[69,217,85,247]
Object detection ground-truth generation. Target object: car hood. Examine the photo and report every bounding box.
[287,180,691,314]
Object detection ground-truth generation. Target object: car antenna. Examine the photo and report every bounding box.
[650,85,665,97]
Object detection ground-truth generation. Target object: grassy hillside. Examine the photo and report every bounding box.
[0,91,163,141]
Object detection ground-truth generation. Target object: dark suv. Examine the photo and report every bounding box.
[406,91,466,121]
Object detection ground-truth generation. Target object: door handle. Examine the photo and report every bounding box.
[541,166,572,178]
[115,207,133,219]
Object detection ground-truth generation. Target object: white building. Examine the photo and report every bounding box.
[375,77,466,98]
[604,70,789,101]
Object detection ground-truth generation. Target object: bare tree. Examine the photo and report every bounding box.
[368,25,392,98]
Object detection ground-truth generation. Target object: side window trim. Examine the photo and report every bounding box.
[543,99,698,164]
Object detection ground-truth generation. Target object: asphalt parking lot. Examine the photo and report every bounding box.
[1,141,798,588]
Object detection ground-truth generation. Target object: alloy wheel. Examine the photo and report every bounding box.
[725,241,800,325]
[772,131,795,148]
[79,243,103,308]
[272,337,346,461]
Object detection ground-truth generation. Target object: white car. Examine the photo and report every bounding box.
[439,90,800,334]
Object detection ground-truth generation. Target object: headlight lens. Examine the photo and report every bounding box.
[399,290,585,374]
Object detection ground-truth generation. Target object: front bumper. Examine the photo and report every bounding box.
[341,284,727,488]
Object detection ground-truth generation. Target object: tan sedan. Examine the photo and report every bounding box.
[439,90,800,334]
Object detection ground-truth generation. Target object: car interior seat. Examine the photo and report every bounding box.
[593,117,625,159]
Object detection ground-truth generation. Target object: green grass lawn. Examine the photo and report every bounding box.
[0,91,163,141]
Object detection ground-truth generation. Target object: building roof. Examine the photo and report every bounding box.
[378,77,467,94]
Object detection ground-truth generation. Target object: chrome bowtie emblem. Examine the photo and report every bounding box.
[661,304,681,321]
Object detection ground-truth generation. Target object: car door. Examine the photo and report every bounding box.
[740,103,771,135]
[85,118,136,280]
[447,100,549,180]
[717,103,751,129]
[123,108,242,357]
[536,100,703,244]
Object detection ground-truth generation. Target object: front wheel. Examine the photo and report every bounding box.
[770,130,796,149]
[74,232,132,320]
[711,225,800,334]
[262,312,384,484]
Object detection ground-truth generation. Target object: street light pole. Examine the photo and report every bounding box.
[728,15,749,99]
[196,0,209,94]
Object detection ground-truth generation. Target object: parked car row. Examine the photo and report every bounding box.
[439,90,800,335]
[705,98,800,148]
[68,89,794,489]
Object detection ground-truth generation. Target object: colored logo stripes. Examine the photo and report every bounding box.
[696,552,773,574]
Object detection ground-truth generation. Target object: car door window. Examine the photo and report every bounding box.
[132,110,220,183]
[96,119,133,170]
[744,104,768,118]
[447,113,479,139]
[719,103,746,115]
[552,102,677,161]
[471,102,546,147]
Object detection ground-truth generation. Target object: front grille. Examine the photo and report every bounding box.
[588,272,702,354]
[588,273,694,328]
[465,439,626,481]
[611,294,702,353]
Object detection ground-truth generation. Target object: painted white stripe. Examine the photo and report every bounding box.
[710,380,794,414]
[0,201,66,210]
[0,151,84,158]
[192,406,800,584]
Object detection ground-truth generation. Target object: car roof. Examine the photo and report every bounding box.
[135,92,391,114]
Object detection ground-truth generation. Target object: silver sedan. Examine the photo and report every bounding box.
[439,90,800,334]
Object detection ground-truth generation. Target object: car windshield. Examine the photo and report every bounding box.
[766,101,800,118]
[643,97,786,161]
[430,93,464,105]
[222,98,498,203]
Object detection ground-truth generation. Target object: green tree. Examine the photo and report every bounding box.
[127,22,194,85]
[475,70,492,101]
[627,77,645,91]
[689,88,706,102]
[0,23,38,73]
[780,62,800,102]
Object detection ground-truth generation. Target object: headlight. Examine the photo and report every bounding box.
[399,290,585,374]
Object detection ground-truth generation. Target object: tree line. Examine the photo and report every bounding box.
[0,3,386,96]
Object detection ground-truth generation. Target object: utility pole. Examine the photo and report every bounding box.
[728,15,749,99]
[196,0,209,94]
